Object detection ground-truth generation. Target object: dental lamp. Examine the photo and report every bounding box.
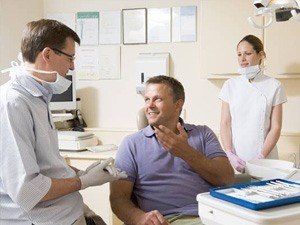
[249,0,300,28]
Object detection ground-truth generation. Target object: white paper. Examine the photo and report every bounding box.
[75,46,100,80]
[123,9,146,44]
[76,12,99,45]
[148,8,171,43]
[172,6,197,42]
[99,45,120,79]
[46,12,76,31]
[99,11,121,44]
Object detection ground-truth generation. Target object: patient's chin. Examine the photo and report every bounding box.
[148,121,158,128]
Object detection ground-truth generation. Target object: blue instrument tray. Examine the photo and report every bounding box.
[210,179,300,210]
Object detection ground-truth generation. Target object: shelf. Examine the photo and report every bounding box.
[204,74,300,80]
[274,75,300,79]
[205,75,238,80]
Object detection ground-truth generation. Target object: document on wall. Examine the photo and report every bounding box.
[75,47,100,80]
[99,11,121,44]
[99,45,121,79]
[123,8,147,44]
[46,12,76,31]
[76,12,99,45]
[148,8,171,43]
[172,6,197,42]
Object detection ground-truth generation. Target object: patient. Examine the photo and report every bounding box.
[110,75,234,225]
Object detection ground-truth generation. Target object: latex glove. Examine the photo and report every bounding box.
[77,161,101,177]
[256,152,265,159]
[225,151,246,173]
[79,157,128,190]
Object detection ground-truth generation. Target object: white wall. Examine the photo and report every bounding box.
[1,0,300,161]
[0,0,43,85]
[42,0,300,132]
[43,0,206,130]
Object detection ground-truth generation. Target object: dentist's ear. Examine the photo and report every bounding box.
[41,47,52,62]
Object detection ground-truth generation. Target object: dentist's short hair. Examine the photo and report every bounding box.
[146,75,185,103]
[21,19,80,63]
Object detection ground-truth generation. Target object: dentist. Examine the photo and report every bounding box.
[219,35,287,173]
[0,19,126,225]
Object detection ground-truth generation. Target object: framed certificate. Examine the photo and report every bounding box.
[122,8,147,44]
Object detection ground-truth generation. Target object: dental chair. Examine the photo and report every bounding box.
[136,108,148,130]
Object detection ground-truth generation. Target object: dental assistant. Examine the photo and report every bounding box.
[219,35,287,173]
[0,19,126,225]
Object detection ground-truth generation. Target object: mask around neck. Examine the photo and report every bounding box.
[1,54,71,95]
[237,65,261,80]
[24,67,72,94]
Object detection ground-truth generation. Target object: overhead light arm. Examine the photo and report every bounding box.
[248,12,274,29]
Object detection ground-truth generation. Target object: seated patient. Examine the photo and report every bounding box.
[110,75,234,225]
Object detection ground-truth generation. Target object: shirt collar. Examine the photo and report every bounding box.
[142,117,193,137]
[14,70,51,100]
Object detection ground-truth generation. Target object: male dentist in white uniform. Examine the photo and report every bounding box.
[0,19,126,225]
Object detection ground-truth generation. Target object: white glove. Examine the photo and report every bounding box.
[79,157,128,190]
[225,151,246,173]
[77,161,101,177]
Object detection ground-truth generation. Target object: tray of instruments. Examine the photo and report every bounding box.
[210,179,300,210]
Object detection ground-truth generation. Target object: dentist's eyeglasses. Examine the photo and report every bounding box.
[51,48,76,62]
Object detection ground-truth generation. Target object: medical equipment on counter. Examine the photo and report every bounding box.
[249,0,300,29]
[197,191,300,225]
[246,159,297,180]
[86,144,118,152]
[58,131,98,151]
[210,179,300,210]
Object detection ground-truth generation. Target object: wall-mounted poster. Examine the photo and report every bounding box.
[123,8,147,44]
[172,6,197,42]
[148,8,171,43]
[99,10,122,45]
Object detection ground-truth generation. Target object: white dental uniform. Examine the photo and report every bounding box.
[218,71,287,161]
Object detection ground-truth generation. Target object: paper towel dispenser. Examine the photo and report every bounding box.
[135,53,170,94]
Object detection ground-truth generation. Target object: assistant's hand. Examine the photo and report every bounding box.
[138,210,170,225]
[255,152,265,159]
[154,122,189,158]
[79,158,128,190]
[225,151,246,173]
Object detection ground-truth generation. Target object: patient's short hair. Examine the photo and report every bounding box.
[146,75,185,102]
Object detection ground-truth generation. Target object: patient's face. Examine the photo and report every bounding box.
[144,83,178,128]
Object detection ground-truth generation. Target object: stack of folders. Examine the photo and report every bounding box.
[58,131,98,151]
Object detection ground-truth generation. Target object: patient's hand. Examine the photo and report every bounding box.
[154,122,189,158]
[138,210,170,225]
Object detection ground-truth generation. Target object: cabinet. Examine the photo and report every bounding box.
[60,150,122,225]
[199,0,263,76]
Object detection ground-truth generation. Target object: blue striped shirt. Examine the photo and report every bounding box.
[0,70,83,225]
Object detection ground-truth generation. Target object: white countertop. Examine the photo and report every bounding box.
[60,149,118,160]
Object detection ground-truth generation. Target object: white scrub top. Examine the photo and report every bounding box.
[0,70,83,225]
[218,72,287,161]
